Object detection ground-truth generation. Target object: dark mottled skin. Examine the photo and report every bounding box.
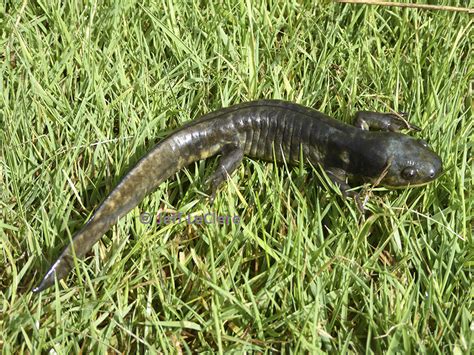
[33,100,443,293]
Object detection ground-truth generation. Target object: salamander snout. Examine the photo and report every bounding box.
[428,164,439,179]
[403,147,443,186]
[427,154,443,179]
[408,150,443,185]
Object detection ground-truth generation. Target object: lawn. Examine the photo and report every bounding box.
[1,1,472,353]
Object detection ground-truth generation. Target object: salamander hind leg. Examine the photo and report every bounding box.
[205,145,244,204]
[353,111,421,132]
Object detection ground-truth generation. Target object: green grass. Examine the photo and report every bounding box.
[1,0,472,353]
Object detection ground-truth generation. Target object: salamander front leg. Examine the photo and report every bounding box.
[205,146,244,204]
[326,168,364,211]
[353,111,421,132]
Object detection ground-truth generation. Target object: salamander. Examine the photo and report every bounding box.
[33,100,443,293]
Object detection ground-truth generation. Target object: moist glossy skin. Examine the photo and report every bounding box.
[33,100,443,293]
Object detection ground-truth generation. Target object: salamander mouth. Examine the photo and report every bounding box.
[382,181,433,189]
[382,167,444,189]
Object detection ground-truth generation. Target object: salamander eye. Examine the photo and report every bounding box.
[418,139,429,148]
[401,167,417,180]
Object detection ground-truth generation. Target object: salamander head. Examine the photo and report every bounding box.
[379,134,443,187]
